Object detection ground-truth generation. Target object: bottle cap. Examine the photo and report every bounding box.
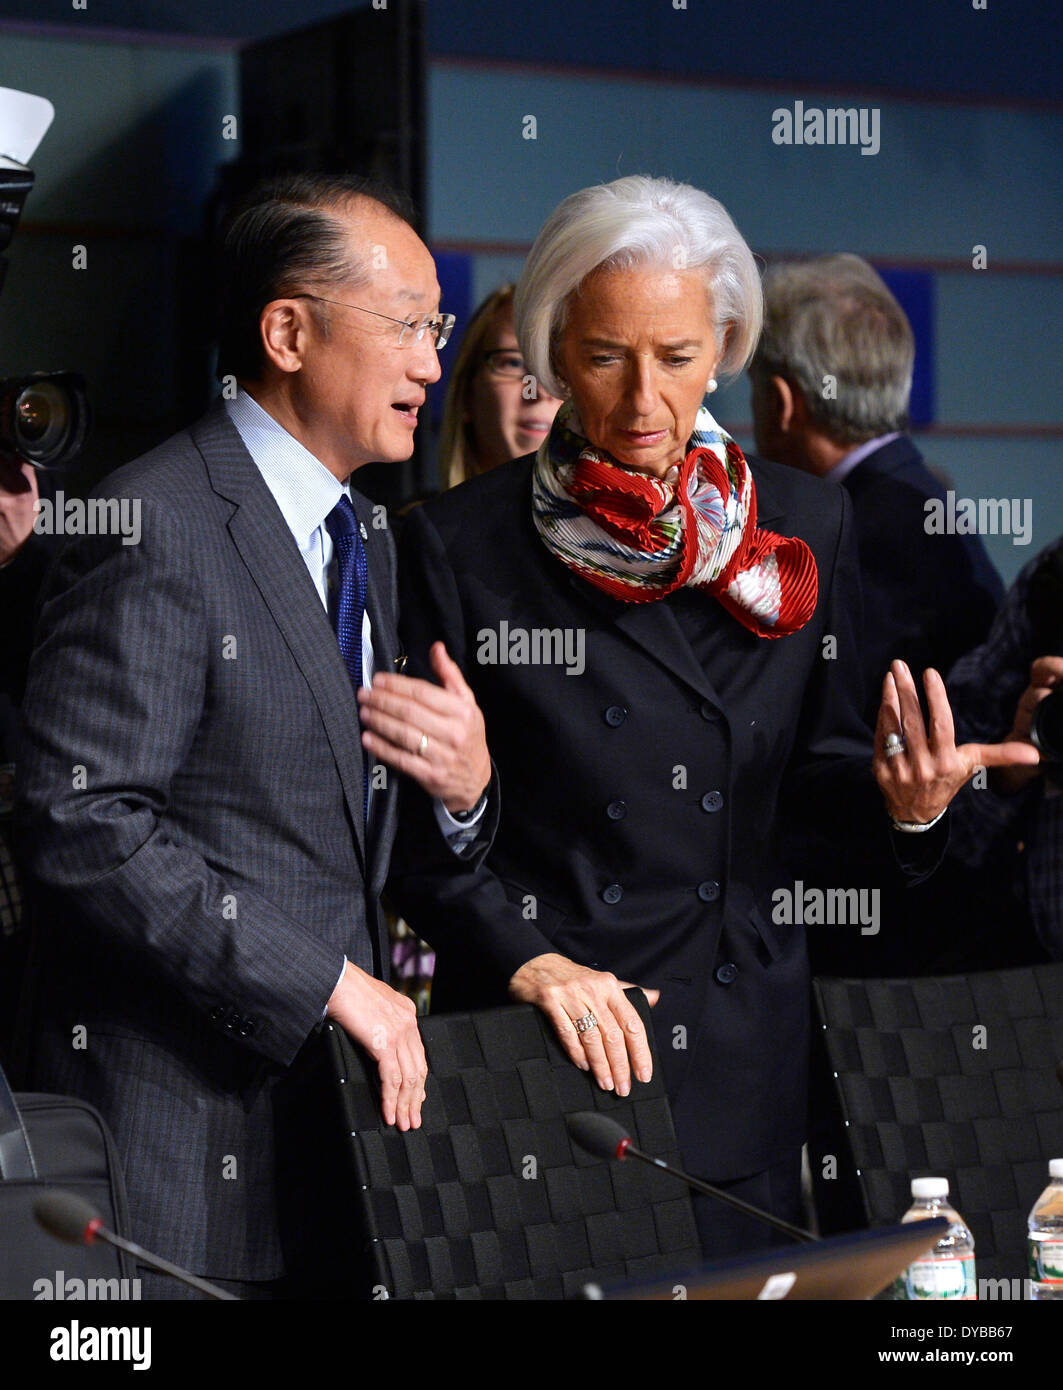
[1050,1159,1063,1180]
[912,1177,949,1199]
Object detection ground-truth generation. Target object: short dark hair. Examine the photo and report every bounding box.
[216,172,415,383]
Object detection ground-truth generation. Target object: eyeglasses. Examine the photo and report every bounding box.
[481,348,527,380]
[292,293,455,349]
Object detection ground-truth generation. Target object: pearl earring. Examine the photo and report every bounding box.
[706,378,718,394]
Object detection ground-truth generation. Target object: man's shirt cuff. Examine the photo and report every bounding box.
[322,955,347,1021]
[433,791,488,854]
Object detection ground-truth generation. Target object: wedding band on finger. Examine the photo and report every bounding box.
[885,732,907,758]
[573,1012,599,1035]
[417,732,429,757]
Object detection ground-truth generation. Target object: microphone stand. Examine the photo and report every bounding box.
[86,1226,239,1300]
[617,1137,817,1244]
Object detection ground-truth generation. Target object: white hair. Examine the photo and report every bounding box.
[514,175,762,400]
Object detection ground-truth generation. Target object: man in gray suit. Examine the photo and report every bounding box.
[15,175,494,1297]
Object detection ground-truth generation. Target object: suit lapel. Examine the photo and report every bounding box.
[191,404,368,871]
[564,487,788,717]
[571,575,726,709]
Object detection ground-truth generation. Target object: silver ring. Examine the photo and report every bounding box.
[417,732,429,757]
[885,732,906,758]
[573,1013,598,1035]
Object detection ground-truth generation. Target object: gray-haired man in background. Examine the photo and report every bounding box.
[748,254,1033,983]
[749,253,1003,731]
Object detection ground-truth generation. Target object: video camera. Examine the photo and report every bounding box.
[0,87,89,472]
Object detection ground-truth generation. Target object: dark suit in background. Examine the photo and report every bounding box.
[802,434,1040,978]
[840,434,1002,730]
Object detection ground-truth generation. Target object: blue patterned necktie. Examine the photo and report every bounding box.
[325,495,369,818]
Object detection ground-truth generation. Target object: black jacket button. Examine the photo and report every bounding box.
[240,1017,256,1037]
[606,799,627,820]
[210,1006,224,1023]
[701,790,724,813]
[715,962,739,985]
[604,705,627,727]
[700,701,720,721]
[697,880,721,902]
[602,883,623,904]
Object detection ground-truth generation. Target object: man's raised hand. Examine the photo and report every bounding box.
[358,641,491,813]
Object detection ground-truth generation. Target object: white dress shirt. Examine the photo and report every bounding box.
[225,386,483,822]
[224,388,486,997]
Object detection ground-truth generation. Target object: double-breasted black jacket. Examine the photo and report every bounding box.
[390,450,943,1182]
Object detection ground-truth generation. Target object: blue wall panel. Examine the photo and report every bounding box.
[431,248,473,427]
[428,59,1062,585]
[879,268,935,428]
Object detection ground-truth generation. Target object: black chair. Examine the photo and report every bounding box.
[0,1064,134,1299]
[811,963,1063,1287]
[325,990,700,1299]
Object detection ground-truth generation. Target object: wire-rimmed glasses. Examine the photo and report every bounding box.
[292,293,455,349]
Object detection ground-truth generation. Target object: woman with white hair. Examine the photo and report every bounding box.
[379,176,1032,1258]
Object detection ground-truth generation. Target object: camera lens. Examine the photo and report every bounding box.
[17,382,67,445]
[1031,687,1063,761]
[0,373,89,469]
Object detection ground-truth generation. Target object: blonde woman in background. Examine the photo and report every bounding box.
[437,284,562,489]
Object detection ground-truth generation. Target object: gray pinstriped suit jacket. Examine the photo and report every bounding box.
[15,401,424,1279]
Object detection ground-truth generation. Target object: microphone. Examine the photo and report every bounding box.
[566,1111,817,1245]
[34,1191,239,1301]
[567,1112,634,1161]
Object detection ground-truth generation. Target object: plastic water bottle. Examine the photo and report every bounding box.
[894,1177,976,1300]
[1027,1159,1063,1300]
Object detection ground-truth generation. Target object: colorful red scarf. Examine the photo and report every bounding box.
[531,401,818,638]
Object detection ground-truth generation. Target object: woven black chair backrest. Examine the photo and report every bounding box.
[814,964,1063,1286]
[326,990,700,1299]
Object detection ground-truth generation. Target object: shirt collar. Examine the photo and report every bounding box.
[827,432,903,484]
[225,386,347,545]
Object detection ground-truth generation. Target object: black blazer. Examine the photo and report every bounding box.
[842,435,1003,727]
[391,452,942,1182]
[14,402,495,1280]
